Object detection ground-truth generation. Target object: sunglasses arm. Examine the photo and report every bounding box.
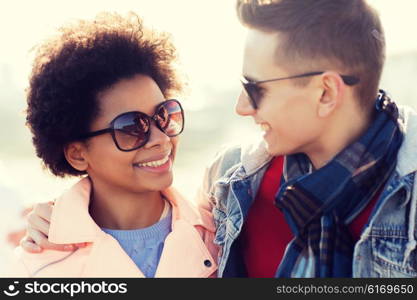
[80,128,113,139]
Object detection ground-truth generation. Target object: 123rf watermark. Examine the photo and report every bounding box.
[3,280,127,297]
[276,283,415,296]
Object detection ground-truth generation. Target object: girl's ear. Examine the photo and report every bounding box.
[64,142,89,172]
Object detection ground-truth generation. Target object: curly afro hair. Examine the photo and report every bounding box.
[26,12,184,177]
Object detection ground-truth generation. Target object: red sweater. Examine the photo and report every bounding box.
[241,156,378,278]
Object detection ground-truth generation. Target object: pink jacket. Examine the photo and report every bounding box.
[10,178,218,277]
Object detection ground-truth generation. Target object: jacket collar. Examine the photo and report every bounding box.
[49,177,215,244]
[396,106,417,177]
[47,177,217,277]
[240,139,273,176]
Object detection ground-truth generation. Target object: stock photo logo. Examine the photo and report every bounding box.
[3,281,20,297]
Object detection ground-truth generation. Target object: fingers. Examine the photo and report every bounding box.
[33,202,53,222]
[26,228,75,252]
[26,228,49,250]
[22,200,88,252]
[25,201,53,243]
[20,236,42,253]
[20,234,87,253]
[27,212,50,237]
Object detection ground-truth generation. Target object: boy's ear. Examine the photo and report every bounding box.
[317,71,345,118]
[64,142,89,172]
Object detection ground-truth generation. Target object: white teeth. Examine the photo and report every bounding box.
[136,155,169,168]
[260,123,271,131]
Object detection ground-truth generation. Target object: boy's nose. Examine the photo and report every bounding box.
[235,90,256,116]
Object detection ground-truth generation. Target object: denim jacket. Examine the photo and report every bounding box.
[197,106,417,277]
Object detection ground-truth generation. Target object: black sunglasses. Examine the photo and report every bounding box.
[240,71,360,109]
[80,99,184,151]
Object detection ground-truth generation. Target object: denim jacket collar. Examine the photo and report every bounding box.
[395,106,417,177]
[240,139,272,177]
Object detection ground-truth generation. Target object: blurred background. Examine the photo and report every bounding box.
[1,0,417,272]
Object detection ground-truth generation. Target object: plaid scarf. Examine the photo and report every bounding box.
[274,90,404,277]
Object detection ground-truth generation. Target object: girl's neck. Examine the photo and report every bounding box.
[88,179,165,230]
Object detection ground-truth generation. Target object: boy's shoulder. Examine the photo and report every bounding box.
[201,140,273,197]
[206,139,273,181]
[200,144,242,196]
[397,105,417,177]
[208,143,243,174]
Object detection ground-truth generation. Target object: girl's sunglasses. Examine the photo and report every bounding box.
[80,99,184,151]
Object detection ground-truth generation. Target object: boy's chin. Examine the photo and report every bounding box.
[264,141,296,157]
[264,142,282,157]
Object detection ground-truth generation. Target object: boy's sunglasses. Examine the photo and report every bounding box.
[240,71,360,109]
[80,99,184,151]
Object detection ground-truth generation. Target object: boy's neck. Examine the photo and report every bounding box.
[305,100,373,170]
[88,179,165,230]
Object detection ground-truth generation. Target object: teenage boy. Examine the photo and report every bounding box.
[197,0,417,277]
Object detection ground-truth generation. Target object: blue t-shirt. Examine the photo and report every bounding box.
[102,209,172,277]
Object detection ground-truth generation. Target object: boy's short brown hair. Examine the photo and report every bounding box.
[237,0,385,109]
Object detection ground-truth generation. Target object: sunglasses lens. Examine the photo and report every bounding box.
[156,100,184,137]
[243,84,261,109]
[113,112,150,150]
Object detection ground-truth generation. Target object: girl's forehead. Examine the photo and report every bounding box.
[96,75,165,121]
